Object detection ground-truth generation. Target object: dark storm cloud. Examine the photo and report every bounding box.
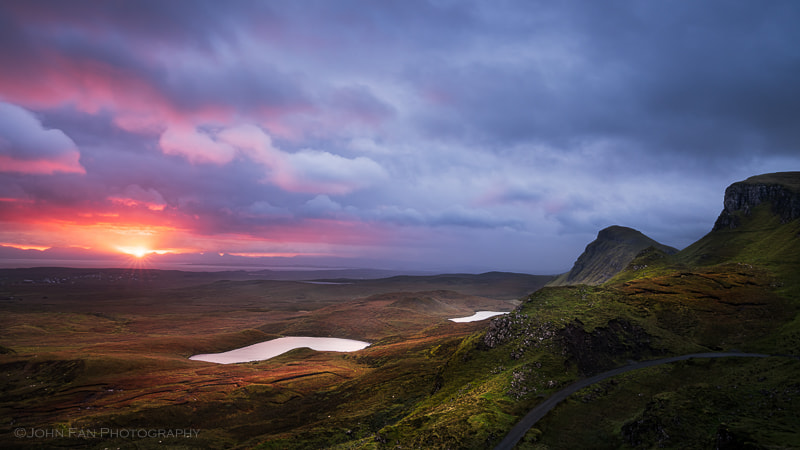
[398,0,800,165]
[1,0,246,48]
[585,1,800,157]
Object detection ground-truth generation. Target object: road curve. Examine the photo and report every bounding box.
[493,352,771,450]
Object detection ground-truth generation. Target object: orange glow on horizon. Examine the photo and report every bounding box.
[0,206,388,264]
[0,242,51,251]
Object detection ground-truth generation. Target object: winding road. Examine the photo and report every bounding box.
[493,352,774,450]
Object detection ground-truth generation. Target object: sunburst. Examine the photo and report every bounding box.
[116,246,153,258]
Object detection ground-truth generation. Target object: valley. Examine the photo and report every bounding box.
[0,268,549,448]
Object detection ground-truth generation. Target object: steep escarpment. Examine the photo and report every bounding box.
[549,226,678,286]
[679,172,800,270]
[713,172,800,230]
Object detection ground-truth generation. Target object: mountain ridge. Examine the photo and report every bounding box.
[548,225,678,286]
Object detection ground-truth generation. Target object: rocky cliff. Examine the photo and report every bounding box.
[713,172,800,230]
[548,226,678,286]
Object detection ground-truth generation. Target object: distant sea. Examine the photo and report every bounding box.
[0,258,348,272]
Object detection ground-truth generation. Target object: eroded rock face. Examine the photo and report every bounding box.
[483,314,663,375]
[482,311,557,359]
[556,318,661,376]
[713,173,800,230]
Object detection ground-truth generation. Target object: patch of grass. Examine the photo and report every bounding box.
[678,203,800,287]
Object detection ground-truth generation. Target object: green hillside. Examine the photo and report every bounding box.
[360,173,800,449]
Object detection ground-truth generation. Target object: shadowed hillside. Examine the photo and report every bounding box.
[548,226,678,286]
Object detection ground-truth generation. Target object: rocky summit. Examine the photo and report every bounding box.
[713,172,800,230]
[548,225,678,286]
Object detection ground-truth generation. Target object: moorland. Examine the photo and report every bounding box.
[0,267,550,448]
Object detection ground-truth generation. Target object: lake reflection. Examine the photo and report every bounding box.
[190,336,370,364]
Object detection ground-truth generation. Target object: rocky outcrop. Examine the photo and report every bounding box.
[548,226,678,286]
[713,172,800,230]
[556,318,662,376]
[482,311,558,359]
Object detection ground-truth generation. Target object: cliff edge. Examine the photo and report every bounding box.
[713,172,800,230]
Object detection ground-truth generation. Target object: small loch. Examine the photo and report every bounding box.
[449,311,509,323]
[190,336,370,364]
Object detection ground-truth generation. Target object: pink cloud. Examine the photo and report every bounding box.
[217,124,388,194]
[217,124,284,167]
[160,125,236,165]
[108,185,168,211]
[0,51,161,114]
[0,154,85,175]
[0,48,237,140]
[158,123,387,195]
[0,14,390,150]
[112,114,168,135]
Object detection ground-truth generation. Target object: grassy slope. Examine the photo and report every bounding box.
[367,201,800,449]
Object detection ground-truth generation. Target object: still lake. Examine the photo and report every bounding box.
[190,336,371,364]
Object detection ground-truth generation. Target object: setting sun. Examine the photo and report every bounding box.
[117,246,152,258]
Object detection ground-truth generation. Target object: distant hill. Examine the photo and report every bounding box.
[548,226,678,286]
[319,271,554,300]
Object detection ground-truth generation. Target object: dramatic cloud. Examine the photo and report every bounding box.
[108,185,168,211]
[160,123,387,194]
[160,126,237,165]
[0,1,798,273]
[0,102,84,174]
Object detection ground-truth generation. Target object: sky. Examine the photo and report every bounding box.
[1,0,799,274]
